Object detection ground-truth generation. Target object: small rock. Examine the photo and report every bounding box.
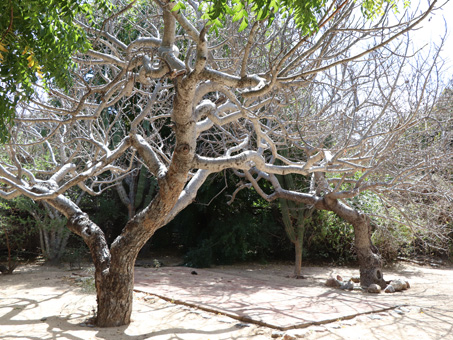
[367,284,381,293]
[253,329,267,335]
[283,333,297,340]
[80,322,95,328]
[191,271,198,275]
[384,285,396,293]
[271,330,285,338]
[350,276,361,283]
[340,280,354,290]
[40,317,48,322]
[235,323,250,328]
[325,277,342,288]
[390,279,407,291]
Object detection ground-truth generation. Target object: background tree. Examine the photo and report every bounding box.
[17,198,71,263]
[0,0,451,328]
[279,172,314,278]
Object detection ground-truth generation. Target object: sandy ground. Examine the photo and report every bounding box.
[1,261,453,340]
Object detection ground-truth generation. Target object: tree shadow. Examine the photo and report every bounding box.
[0,288,252,340]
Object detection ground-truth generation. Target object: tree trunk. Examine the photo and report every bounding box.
[95,260,135,327]
[127,203,135,221]
[64,145,192,326]
[324,198,386,288]
[294,239,302,278]
[66,210,148,327]
[353,218,386,288]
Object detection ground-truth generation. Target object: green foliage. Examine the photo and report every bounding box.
[306,210,356,264]
[398,228,453,261]
[0,0,114,143]
[184,239,214,267]
[184,208,280,267]
[0,198,38,262]
[372,226,405,262]
[134,166,158,211]
[151,172,283,267]
[86,192,128,244]
[197,0,409,35]
[14,197,70,262]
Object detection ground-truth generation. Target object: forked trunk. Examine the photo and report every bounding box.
[66,212,139,326]
[54,50,197,327]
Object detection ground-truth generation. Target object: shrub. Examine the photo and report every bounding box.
[0,199,38,270]
[184,208,281,267]
[304,210,356,265]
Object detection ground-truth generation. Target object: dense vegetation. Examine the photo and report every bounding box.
[2,169,451,268]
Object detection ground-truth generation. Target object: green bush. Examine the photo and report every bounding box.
[184,239,214,268]
[184,209,280,267]
[304,210,356,265]
[371,227,401,263]
[0,198,38,263]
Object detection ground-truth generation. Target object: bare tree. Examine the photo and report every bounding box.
[0,0,451,327]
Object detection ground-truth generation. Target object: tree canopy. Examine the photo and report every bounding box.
[0,0,410,143]
[198,0,408,33]
[0,0,114,143]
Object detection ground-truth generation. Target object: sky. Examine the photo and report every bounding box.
[415,0,453,78]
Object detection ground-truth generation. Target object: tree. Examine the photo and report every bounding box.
[0,0,113,143]
[17,198,71,263]
[1,0,451,327]
[279,171,313,277]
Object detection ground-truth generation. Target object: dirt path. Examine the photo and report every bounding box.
[1,262,452,339]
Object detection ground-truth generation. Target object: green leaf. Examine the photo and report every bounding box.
[172,1,186,12]
[238,17,248,32]
[232,9,244,22]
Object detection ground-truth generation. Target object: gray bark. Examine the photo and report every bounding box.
[323,198,387,288]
